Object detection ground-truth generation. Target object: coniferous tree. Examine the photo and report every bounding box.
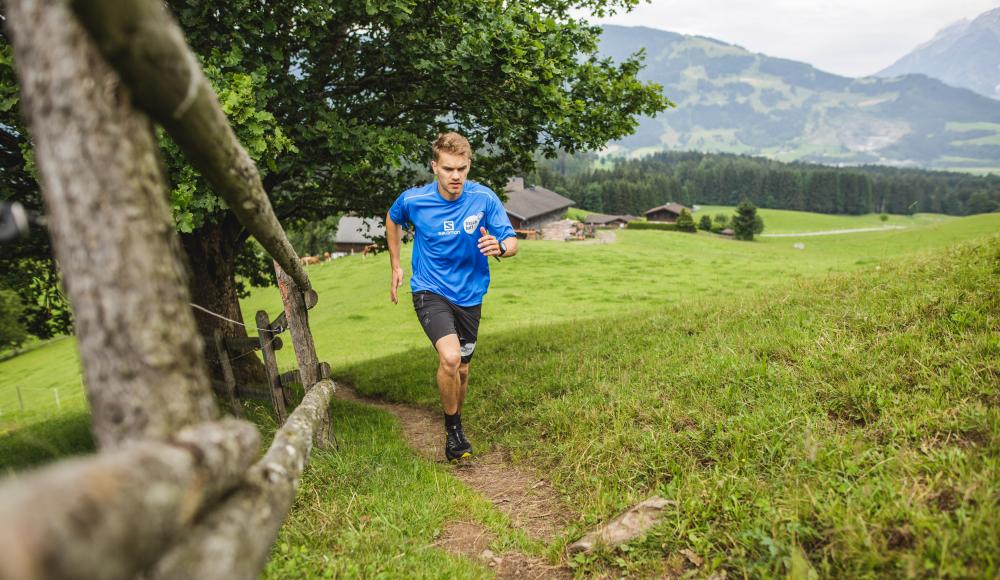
[732,200,758,241]
[533,151,1000,219]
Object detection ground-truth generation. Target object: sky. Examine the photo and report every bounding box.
[580,0,1000,78]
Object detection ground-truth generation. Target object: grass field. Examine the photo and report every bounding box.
[693,206,954,234]
[1,211,997,576]
[570,205,953,235]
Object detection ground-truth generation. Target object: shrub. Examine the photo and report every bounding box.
[698,215,712,231]
[627,221,678,231]
[676,209,697,232]
[880,213,889,222]
[0,289,28,351]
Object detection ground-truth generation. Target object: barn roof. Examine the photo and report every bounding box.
[335,216,384,244]
[643,203,690,216]
[583,213,632,225]
[502,178,574,220]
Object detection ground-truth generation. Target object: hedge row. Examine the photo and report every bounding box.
[626,221,678,231]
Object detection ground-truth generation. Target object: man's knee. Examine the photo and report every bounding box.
[438,350,462,372]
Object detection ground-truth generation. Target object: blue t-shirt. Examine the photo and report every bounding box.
[388,180,515,306]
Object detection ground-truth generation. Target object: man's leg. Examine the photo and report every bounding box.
[457,363,470,410]
[436,334,472,461]
[413,292,478,461]
[434,334,463,414]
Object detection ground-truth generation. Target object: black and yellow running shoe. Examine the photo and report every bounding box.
[445,424,473,462]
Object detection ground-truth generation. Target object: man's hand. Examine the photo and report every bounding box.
[478,226,501,257]
[390,266,404,304]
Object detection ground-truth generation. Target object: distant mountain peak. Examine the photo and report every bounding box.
[877,5,1000,100]
[595,23,1000,172]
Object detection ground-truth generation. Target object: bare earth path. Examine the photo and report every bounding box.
[760,225,905,237]
[335,388,572,578]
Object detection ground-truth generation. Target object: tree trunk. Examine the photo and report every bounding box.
[6,0,217,448]
[181,218,269,387]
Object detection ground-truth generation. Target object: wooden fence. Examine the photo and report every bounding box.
[0,0,337,577]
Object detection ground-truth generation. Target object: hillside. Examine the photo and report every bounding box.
[597,25,1000,173]
[338,234,1000,577]
[879,7,1000,101]
[2,217,998,577]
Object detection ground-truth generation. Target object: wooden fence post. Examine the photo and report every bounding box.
[274,262,331,446]
[274,262,319,387]
[256,310,287,423]
[213,330,244,418]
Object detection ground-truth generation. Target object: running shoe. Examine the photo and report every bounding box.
[445,424,473,462]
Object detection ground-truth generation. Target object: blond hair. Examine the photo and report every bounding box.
[431,132,472,161]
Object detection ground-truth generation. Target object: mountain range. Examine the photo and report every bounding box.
[878,7,1000,101]
[598,23,1000,173]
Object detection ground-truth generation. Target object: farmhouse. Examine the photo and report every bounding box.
[583,213,635,228]
[644,202,691,223]
[503,177,575,233]
[334,216,384,253]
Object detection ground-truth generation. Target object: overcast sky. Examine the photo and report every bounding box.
[580,1,999,78]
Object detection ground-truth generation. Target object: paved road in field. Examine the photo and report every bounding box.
[761,225,905,237]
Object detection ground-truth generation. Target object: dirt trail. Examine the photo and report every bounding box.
[761,225,905,237]
[335,388,572,578]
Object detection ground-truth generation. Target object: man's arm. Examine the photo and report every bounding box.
[499,236,518,258]
[386,213,404,304]
[477,227,518,258]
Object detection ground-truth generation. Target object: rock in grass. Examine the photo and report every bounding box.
[568,496,677,553]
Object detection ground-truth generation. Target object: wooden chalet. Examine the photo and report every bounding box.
[644,202,691,223]
[334,216,384,253]
[503,177,575,233]
[583,213,634,228]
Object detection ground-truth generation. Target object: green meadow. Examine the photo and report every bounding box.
[0,210,998,576]
[569,205,954,234]
[693,207,955,234]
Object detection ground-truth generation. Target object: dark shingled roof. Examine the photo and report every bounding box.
[503,178,574,220]
[583,213,632,225]
[643,203,690,216]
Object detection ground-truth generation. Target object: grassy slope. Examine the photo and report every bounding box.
[0,337,91,472]
[1,213,997,576]
[342,236,999,577]
[237,212,998,374]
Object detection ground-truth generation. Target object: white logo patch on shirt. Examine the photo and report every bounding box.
[463,213,482,234]
[443,220,455,231]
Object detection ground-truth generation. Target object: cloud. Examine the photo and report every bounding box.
[581,0,1000,77]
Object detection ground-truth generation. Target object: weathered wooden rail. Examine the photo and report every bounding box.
[0,0,337,577]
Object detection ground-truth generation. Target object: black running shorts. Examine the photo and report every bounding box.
[412,291,482,363]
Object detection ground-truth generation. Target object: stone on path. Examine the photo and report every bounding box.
[567,496,677,553]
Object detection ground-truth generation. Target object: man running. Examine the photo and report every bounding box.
[386,132,518,462]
